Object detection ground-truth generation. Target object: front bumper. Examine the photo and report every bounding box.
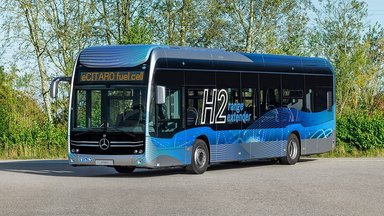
[68,153,148,167]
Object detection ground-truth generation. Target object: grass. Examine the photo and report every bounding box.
[0,143,67,160]
[311,142,384,158]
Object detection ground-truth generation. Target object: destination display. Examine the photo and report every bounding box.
[79,71,144,82]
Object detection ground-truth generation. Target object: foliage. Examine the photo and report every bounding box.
[310,0,384,115]
[0,0,384,158]
[0,67,66,159]
[337,111,384,151]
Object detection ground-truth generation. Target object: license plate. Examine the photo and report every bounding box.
[95,160,114,166]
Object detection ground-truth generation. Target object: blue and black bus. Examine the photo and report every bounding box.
[51,45,335,174]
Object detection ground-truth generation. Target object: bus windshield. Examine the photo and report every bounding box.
[72,86,146,133]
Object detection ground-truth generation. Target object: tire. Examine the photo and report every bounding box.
[186,139,209,174]
[114,166,135,174]
[279,133,300,165]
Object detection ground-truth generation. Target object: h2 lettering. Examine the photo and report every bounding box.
[201,89,228,124]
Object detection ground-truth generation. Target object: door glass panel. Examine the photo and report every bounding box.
[76,90,87,128]
[91,90,102,128]
[187,89,204,127]
[158,89,182,136]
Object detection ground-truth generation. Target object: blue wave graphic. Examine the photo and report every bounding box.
[151,106,335,147]
[146,106,335,165]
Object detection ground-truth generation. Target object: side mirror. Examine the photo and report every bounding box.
[50,76,71,98]
[156,85,166,104]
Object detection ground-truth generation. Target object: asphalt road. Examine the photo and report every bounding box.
[0,158,384,216]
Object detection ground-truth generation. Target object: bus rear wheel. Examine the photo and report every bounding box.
[114,166,135,174]
[187,139,209,174]
[279,133,300,165]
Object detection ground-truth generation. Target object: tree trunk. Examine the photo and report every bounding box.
[122,0,131,39]
[179,0,190,46]
[102,0,112,45]
[22,2,53,123]
[245,0,254,52]
[166,0,174,44]
[36,52,53,123]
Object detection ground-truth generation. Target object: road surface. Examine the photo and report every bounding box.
[0,158,383,215]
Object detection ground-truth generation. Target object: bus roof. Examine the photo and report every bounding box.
[79,44,334,75]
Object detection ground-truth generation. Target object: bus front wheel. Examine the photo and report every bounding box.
[279,133,300,165]
[114,166,135,174]
[187,139,209,174]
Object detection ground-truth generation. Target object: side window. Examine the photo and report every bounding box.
[186,89,204,128]
[282,75,304,111]
[242,73,258,121]
[282,90,304,110]
[155,70,184,137]
[157,89,182,137]
[305,76,333,112]
[259,74,281,117]
[227,88,240,103]
[216,72,241,130]
[184,71,215,128]
[242,88,257,120]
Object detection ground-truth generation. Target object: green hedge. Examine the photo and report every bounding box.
[0,92,68,159]
[0,68,67,159]
[0,123,67,159]
[337,112,384,151]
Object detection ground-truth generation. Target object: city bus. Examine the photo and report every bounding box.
[50,45,335,174]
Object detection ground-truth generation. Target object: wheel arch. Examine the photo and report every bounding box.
[290,130,302,155]
[291,130,301,142]
[196,135,210,163]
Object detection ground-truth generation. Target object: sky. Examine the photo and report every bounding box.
[309,0,384,26]
[365,0,384,26]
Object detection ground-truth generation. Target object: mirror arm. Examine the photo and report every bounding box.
[50,76,71,98]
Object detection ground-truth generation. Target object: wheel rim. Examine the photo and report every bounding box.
[288,139,298,159]
[194,146,207,169]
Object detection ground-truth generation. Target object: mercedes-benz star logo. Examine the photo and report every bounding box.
[99,138,110,150]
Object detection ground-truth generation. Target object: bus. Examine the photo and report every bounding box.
[50,45,335,174]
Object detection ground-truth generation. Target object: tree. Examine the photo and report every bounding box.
[12,1,54,122]
[310,0,384,114]
[1,0,104,123]
[223,0,310,53]
[93,0,153,45]
[0,65,67,158]
[150,0,194,45]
